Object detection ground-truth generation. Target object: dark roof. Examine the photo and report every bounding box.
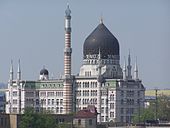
[75,110,96,118]
[40,68,49,75]
[83,23,119,59]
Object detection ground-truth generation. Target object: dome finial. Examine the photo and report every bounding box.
[65,3,71,17]
[100,14,103,24]
[43,65,45,69]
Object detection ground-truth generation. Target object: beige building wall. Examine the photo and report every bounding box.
[9,114,19,128]
[0,114,20,128]
[73,118,97,128]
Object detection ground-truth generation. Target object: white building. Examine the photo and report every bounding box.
[5,5,145,124]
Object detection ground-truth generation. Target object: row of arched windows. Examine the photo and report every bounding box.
[76,90,97,97]
[76,82,98,88]
[85,59,118,65]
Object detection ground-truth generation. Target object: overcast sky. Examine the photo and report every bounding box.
[0,0,170,89]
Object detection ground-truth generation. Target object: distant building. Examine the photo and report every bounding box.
[73,106,97,128]
[5,5,145,124]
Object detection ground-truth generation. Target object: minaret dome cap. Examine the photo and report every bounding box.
[65,4,71,17]
[40,68,49,75]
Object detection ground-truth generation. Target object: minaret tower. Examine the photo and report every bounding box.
[9,60,14,82]
[123,57,127,80]
[97,48,102,124]
[127,51,132,79]
[134,57,139,80]
[16,59,22,114]
[7,60,14,114]
[17,59,21,80]
[63,4,73,114]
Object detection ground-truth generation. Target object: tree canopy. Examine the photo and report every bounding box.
[19,107,56,128]
[133,94,170,124]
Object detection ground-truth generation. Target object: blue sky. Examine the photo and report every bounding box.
[0,0,170,89]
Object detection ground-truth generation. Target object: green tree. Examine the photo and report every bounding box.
[157,95,170,120]
[133,108,155,123]
[19,107,56,128]
[19,107,34,128]
[133,94,170,123]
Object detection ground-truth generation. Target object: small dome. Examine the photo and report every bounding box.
[83,23,119,59]
[40,68,49,75]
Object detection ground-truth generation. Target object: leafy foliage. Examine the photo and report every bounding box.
[157,95,170,120]
[19,107,56,128]
[133,108,154,123]
[133,95,170,123]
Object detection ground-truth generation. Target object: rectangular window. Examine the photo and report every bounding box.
[36,99,39,105]
[78,119,81,125]
[40,92,46,97]
[13,107,17,113]
[36,107,39,112]
[138,91,140,97]
[36,91,39,97]
[48,107,50,111]
[83,91,85,96]
[121,108,124,114]
[121,91,124,96]
[25,92,34,97]
[60,99,63,105]
[83,107,86,110]
[48,99,50,105]
[60,107,63,113]
[110,94,114,101]
[101,99,104,105]
[110,103,114,109]
[110,112,114,117]
[106,107,108,114]
[56,107,59,113]
[106,116,108,122]
[13,91,17,96]
[56,99,59,105]
[51,107,54,113]
[101,107,104,113]
[89,119,92,125]
[126,108,129,114]
[101,116,104,122]
[52,99,54,105]
[41,99,46,105]
[106,99,108,104]
[13,99,17,104]
[121,99,124,105]
[47,92,54,97]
